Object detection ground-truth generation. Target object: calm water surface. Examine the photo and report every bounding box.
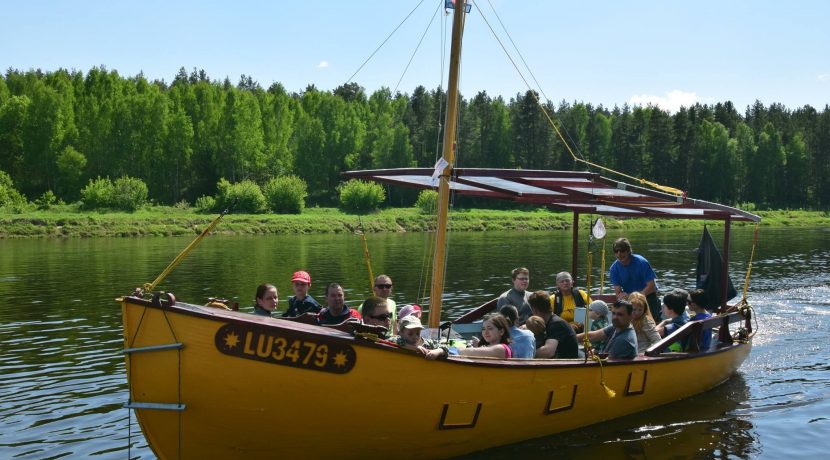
[1,226,828,459]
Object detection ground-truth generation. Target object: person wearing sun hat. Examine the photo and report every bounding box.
[397,304,421,322]
[392,316,449,359]
[586,300,609,351]
[282,270,322,317]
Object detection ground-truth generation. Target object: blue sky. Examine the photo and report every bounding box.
[3,0,828,112]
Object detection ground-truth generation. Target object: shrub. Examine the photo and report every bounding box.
[215,178,267,213]
[35,190,62,210]
[0,170,26,208]
[112,176,148,211]
[195,195,216,213]
[80,177,114,209]
[80,176,148,211]
[264,175,307,214]
[338,179,386,214]
[415,189,438,214]
[174,199,190,210]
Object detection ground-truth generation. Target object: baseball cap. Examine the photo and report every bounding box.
[291,271,311,284]
[399,315,424,330]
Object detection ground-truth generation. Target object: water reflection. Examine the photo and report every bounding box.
[459,374,757,460]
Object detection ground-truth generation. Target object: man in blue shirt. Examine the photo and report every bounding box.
[610,237,661,321]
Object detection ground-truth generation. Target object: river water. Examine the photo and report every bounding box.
[1,226,828,458]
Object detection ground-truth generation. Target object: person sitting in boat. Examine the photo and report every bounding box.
[252,283,278,317]
[317,283,362,326]
[281,270,322,318]
[398,304,422,322]
[498,305,536,358]
[360,296,392,337]
[550,271,591,332]
[628,291,662,354]
[458,313,513,358]
[610,238,662,321]
[528,291,579,359]
[586,300,609,351]
[496,267,533,324]
[577,300,638,360]
[656,289,690,351]
[524,315,547,350]
[688,288,713,350]
[375,274,398,329]
[391,315,449,360]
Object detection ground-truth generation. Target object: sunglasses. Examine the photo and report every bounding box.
[375,284,393,289]
[369,313,392,320]
[613,248,628,254]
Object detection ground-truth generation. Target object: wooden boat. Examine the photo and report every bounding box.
[120,3,761,458]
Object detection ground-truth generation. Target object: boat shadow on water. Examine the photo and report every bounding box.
[462,373,756,459]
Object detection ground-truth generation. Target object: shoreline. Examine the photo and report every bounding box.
[0,208,826,238]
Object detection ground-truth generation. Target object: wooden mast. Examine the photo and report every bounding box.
[428,0,466,329]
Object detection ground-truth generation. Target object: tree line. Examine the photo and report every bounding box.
[1,66,828,210]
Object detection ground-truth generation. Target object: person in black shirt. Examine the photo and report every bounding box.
[528,290,578,359]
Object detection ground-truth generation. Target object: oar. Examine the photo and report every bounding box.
[358,216,375,292]
[140,200,236,295]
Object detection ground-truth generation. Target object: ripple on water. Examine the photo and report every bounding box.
[1,228,829,459]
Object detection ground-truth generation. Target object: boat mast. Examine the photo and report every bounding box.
[428,0,466,329]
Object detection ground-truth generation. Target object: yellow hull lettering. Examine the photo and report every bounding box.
[215,323,356,374]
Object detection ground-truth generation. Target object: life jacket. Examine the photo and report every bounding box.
[553,287,586,316]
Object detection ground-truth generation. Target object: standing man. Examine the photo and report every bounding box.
[577,300,638,359]
[282,270,322,317]
[317,283,362,325]
[550,271,591,331]
[609,238,661,321]
[496,267,533,324]
[529,290,578,359]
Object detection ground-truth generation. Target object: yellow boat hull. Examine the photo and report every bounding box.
[122,296,751,459]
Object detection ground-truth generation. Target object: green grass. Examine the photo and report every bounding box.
[0,205,826,238]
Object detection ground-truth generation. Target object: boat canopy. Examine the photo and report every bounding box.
[343,168,761,223]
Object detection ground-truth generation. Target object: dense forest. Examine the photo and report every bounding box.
[1,66,828,209]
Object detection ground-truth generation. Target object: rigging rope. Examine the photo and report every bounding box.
[473,1,685,197]
[394,0,442,94]
[740,223,760,303]
[582,225,615,398]
[345,0,427,85]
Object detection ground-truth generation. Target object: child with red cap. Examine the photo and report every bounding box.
[281,270,322,317]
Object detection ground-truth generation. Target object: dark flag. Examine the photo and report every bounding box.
[696,226,737,310]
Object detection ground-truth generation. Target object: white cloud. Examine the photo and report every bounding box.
[818,74,830,82]
[627,89,699,113]
[316,61,329,69]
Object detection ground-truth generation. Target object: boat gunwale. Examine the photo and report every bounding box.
[121,295,752,370]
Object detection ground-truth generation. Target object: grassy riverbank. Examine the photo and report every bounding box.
[1,206,827,238]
